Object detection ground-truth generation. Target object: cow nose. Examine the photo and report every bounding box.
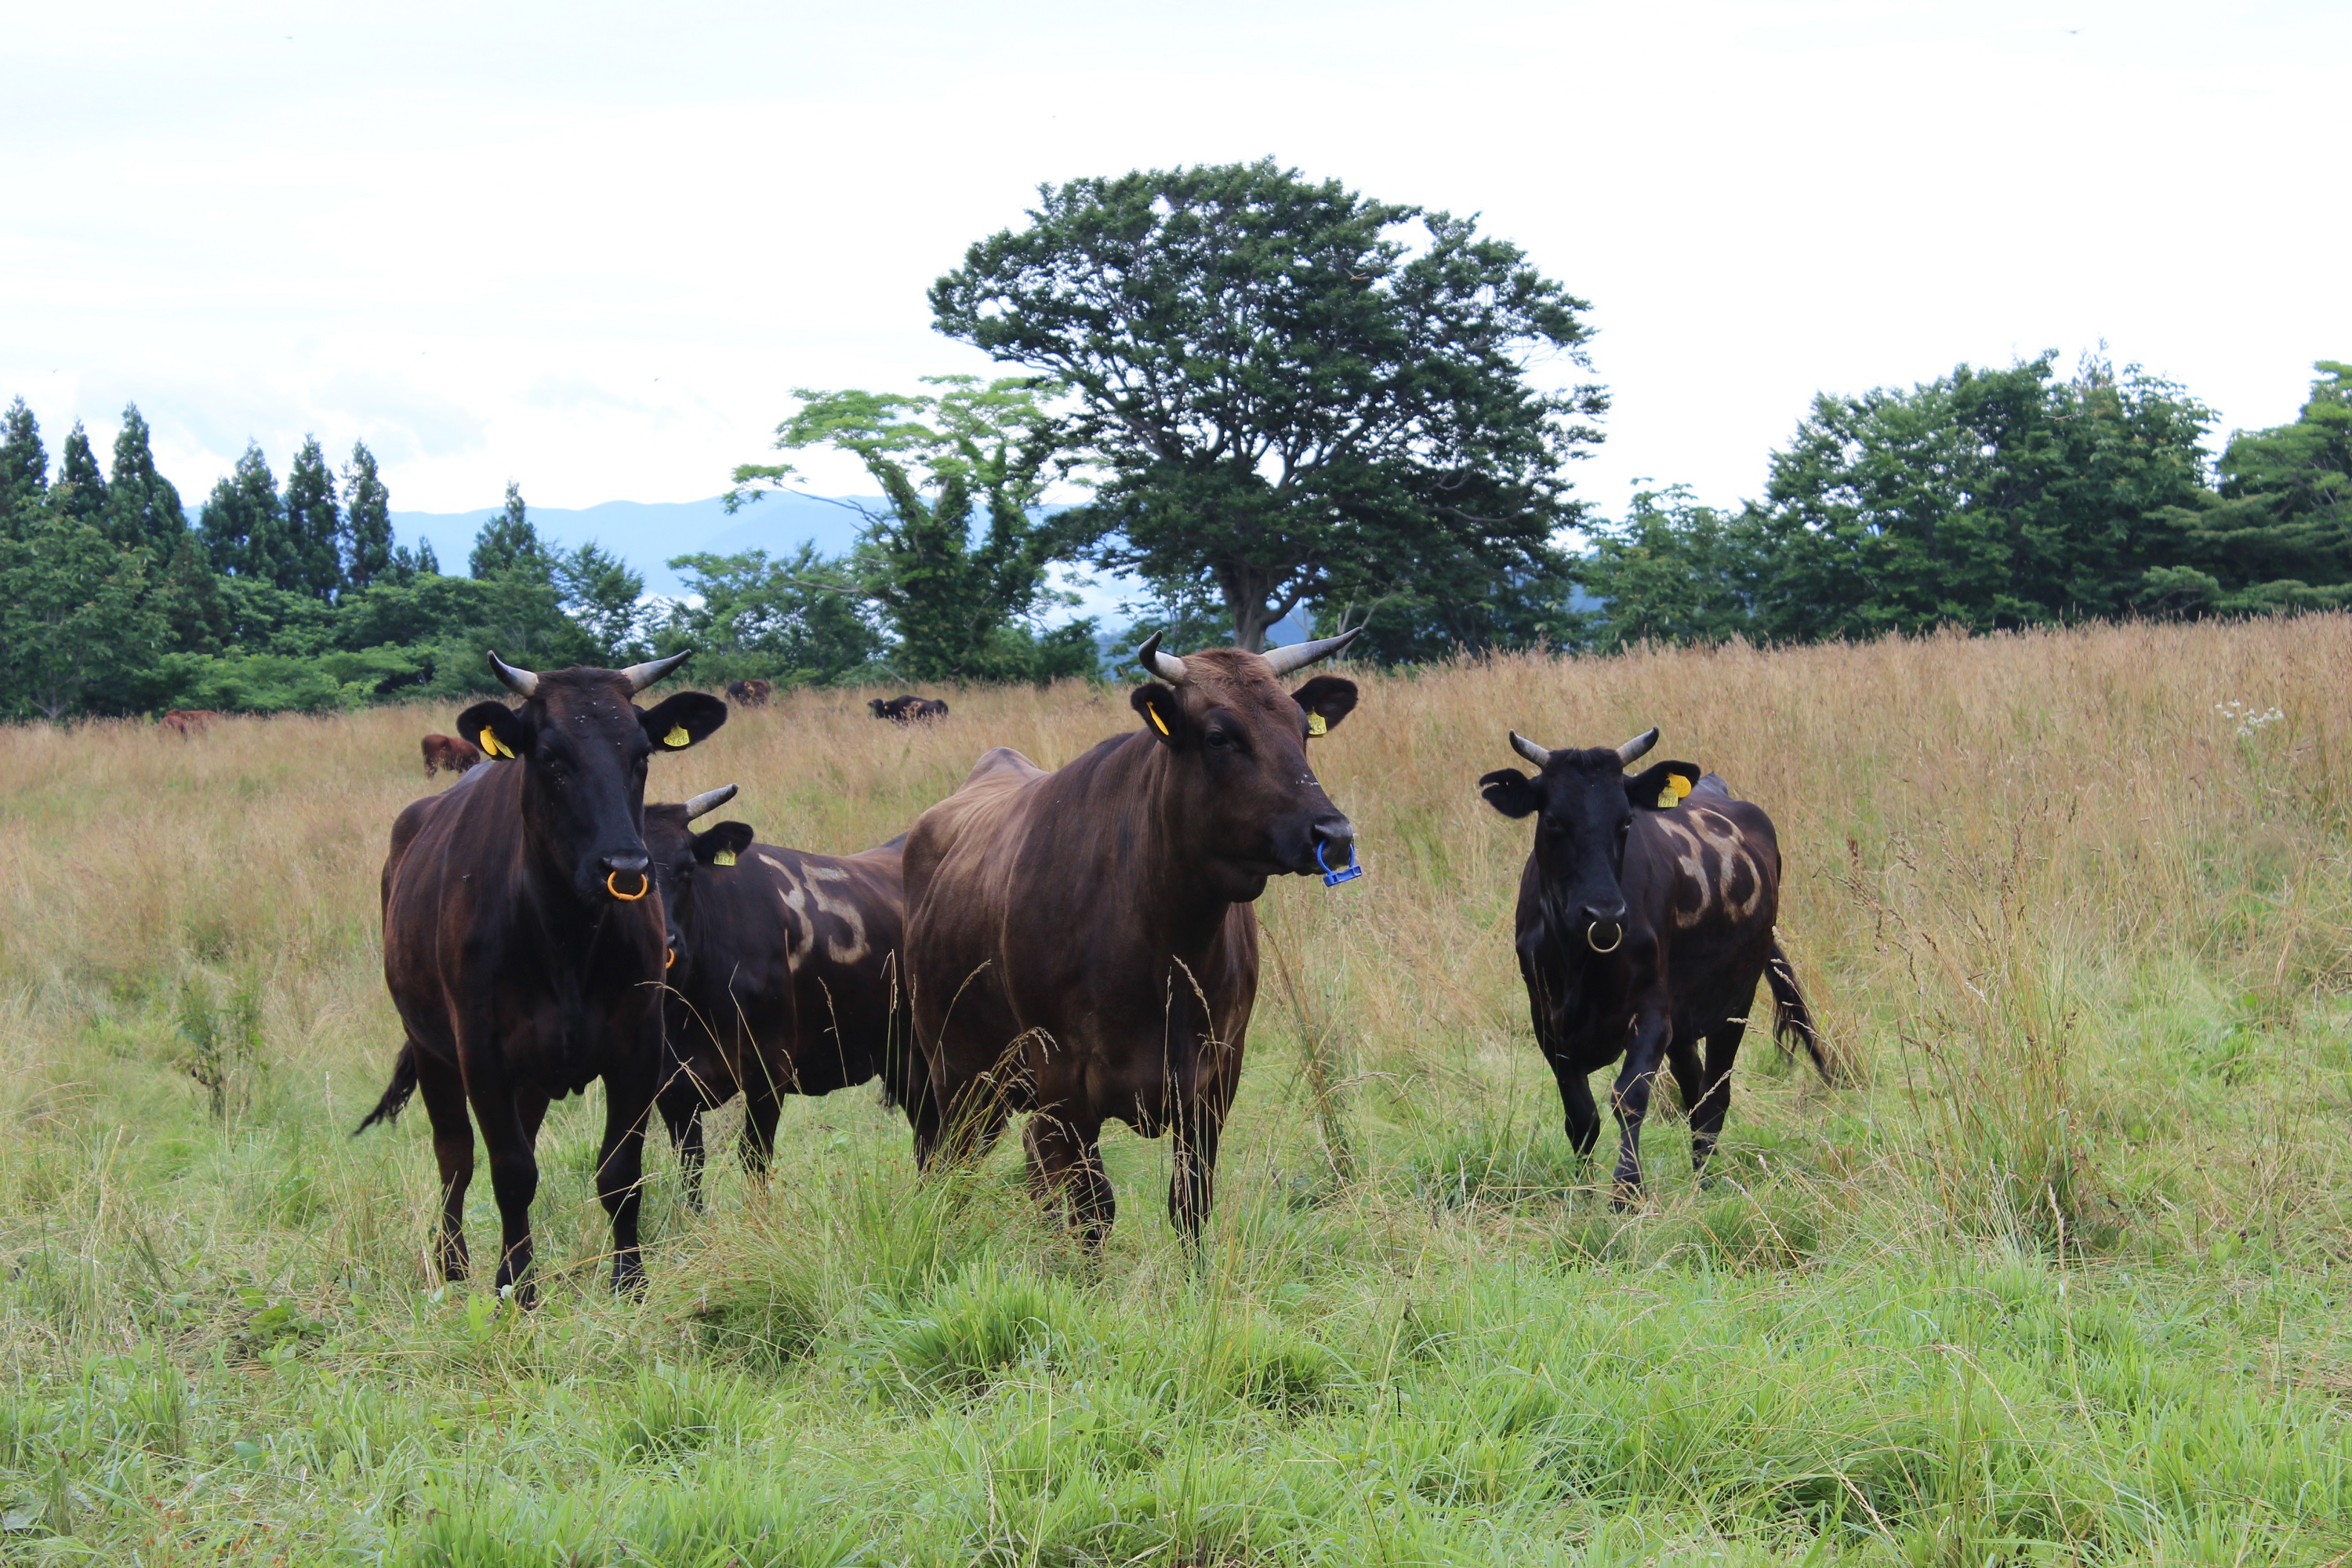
[601,852,652,902]
[604,853,649,876]
[1310,816,1354,849]
[1581,901,1628,953]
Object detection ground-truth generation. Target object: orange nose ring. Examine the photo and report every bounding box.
[607,869,650,902]
[666,947,677,968]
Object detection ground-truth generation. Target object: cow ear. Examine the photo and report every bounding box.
[1479,768,1541,818]
[1131,683,1185,746]
[692,822,755,866]
[1290,676,1358,738]
[641,691,728,753]
[1626,760,1700,811]
[456,700,527,761]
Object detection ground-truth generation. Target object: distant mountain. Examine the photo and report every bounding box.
[387,492,877,598]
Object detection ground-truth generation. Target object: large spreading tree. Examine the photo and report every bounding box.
[930,158,1606,651]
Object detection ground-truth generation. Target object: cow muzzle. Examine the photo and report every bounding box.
[602,853,652,902]
[1582,900,1628,953]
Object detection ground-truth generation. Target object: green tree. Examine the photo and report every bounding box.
[2141,361,2352,615]
[1,397,47,523]
[1576,486,1762,652]
[658,546,886,686]
[731,376,1092,681]
[470,481,546,579]
[104,404,187,555]
[0,511,166,720]
[931,159,1605,651]
[51,421,107,527]
[554,541,647,663]
[1744,353,2214,641]
[279,435,343,599]
[340,440,394,591]
[200,444,288,581]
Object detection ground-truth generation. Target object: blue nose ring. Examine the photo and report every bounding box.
[1317,839,1364,887]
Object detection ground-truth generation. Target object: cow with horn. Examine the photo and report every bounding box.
[644,783,926,1208]
[1478,726,1833,1204]
[904,630,1363,1245]
[358,651,728,1300]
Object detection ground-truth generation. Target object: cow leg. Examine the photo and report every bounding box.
[1607,1017,1673,1207]
[416,1052,474,1282]
[467,1081,541,1305]
[597,1065,655,1296]
[1664,1031,1707,1168]
[662,1097,707,1213]
[1689,1019,1747,1178]
[1168,1096,1225,1245]
[1024,1106,1112,1247]
[1544,1052,1603,1165]
[739,1077,782,1181]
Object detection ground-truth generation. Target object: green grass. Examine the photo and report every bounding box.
[2,623,2350,1563]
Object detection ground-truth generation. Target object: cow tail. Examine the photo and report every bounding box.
[1766,942,1839,1086]
[354,1041,420,1134]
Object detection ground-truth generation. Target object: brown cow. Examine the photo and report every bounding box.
[644,786,925,1208]
[869,695,949,722]
[421,733,485,779]
[724,679,773,708]
[903,630,1361,1245]
[1478,728,1832,1203]
[161,709,219,738]
[356,651,728,1300]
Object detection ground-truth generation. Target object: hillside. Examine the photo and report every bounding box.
[0,619,2345,1563]
[389,492,872,597]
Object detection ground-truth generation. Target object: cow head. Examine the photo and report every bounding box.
[643,784,755,984]
[1128,630,1361,902]
[456,651,728,905]
[1479,727,1700,953]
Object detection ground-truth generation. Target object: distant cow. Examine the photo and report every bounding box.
[1478,727,1833,1204]
[725,679,773,708]
[644,786,926,1208]
[869,695,949,723]
[161,710,218,738]
[421,733,485,779]
[903,630,1360,1245]
[358,651,728,1300]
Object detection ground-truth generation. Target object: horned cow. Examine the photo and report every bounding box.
[1479,727,1831,1203]
[903,631,1361,1245]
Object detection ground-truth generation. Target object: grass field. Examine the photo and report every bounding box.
[2,618,2348,1566]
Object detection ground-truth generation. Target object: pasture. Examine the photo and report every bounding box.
[1,618,2347,1566]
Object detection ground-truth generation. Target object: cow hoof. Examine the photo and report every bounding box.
[611,1256,648,1297]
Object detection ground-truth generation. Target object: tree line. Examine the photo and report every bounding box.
[6,158,2348,720]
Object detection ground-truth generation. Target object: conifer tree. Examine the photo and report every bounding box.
[52,422,108,526]
[280,434,343,597]
[470,481,546,579]
[340,441,394,591]
[200,443,286,579]
[104,404,187,554]
[0,397,47,522]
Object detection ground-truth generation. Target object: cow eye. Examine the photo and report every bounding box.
[1203,728,1236,751]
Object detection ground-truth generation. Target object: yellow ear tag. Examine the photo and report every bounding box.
[1148,707,1169,735]
[713,848,736,867]
[663,724,691,748]
[1306,712,1327,737]
[479,727,506,759]
[1657,773,1693,809]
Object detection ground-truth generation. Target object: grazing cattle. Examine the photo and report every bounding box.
[1478,727,1832,1204]
[869,694,949,723]
[644,786,925,1207]
[904,631,1362,1244]
[421,732,485,779]
[357,651,727,1300]
[161,709,219,738]
[725,679,773,708]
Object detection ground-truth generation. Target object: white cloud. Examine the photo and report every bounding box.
[3,0,2346,521]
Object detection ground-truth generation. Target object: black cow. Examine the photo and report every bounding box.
[1479,726,1831,1203]
[358,651,728,1299]
[644,786,925,1207]
[869,695,949,722]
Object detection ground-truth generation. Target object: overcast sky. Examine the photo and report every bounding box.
[3,0,2345,524]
